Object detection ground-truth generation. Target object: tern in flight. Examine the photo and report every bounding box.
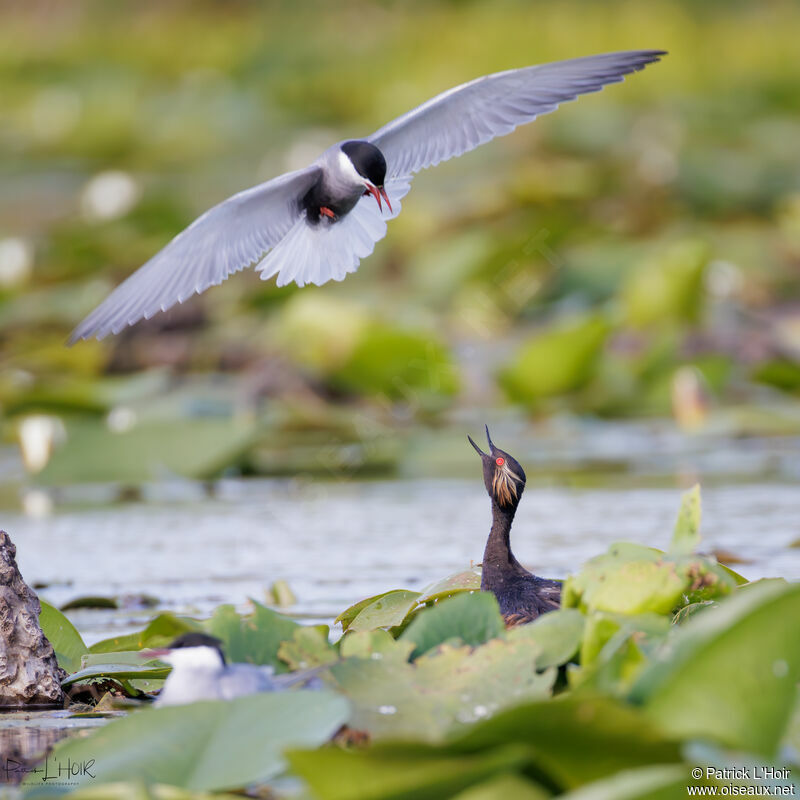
[71,50,665,342]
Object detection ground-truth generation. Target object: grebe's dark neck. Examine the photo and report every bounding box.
[481,499,526,586]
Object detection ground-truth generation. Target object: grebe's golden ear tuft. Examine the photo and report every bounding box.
[492,459,523,507]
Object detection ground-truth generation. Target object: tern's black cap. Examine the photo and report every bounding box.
[341,140,387,187]
[168,632,226,663]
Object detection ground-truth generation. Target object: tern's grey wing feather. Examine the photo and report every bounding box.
[69,165,322,342]
[369,50,665,180]
[217,664,277,700]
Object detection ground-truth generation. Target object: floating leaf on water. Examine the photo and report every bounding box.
[498,313,610,405]
[450,772,551,800]
[620,239,709,328]
[504,607,585,669]
[335,591,400,632]
[61,662,171,689]
[37,418,259,486]
[563,540,736,616]
[31,691,350,793]
[339,629,415,664]
[670,484,701,554]
[267,579,297,607]
[89,613,202,655]
[39,601,88,674]
[61,596,119,611]
[287,741,531,800]
[329,636,554,742]
[346,590,422,633]
[554,764,692,800]
[278,626,337,671]
[632,579,800,757]
[204,601,300,671]
[417,568,482,604]
[399,592,505,660]
[47,783,245,800]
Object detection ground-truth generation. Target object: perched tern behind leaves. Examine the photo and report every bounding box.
[148,632,322,707]
[70,50,665,343]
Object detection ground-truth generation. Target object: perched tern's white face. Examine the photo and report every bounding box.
[161,646,224,672]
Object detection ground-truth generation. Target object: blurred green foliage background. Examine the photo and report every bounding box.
[2,0,800,486]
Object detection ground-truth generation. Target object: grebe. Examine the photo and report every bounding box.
[469,426,560,626]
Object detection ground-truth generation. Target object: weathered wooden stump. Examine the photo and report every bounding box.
[0,530,64,707]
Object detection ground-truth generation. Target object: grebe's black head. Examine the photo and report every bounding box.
[167,632,226,665]
[468,425,527,509]
[341,140,392,212]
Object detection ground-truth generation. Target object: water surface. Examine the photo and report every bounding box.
[9,479,800,644]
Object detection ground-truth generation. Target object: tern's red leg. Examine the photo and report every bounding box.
[320,206,335,219]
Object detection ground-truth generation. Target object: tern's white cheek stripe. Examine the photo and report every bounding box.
[337,149,367,188]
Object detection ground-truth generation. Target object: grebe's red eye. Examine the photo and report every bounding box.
[495,457,505,466]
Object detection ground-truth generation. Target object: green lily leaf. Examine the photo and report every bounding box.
[37,417,259,485]
[89,613,201,654]
[632,579,800,757]
[504,607,585,668]
[451,773,551,800]
[670,484,701,554]
[399,592,505,660]
[61,663,171,688]
[204,601,300,670]
[347,590,422,633]
[33,691,350,792]
[39,600,88,674]
[278,625,338,671]
[336,591,397,631]
[563,541,735,616]
[556,764,693,800]
[417,568,482,604]
[454,694,681,789]
[330,635,554,742]
[288,743,531,800]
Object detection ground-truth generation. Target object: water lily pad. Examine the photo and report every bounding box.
[400,592,505,660]
[39,601,87,674]
[61,596,119,611]
[499,313,609,404]
[278,626,338,671]
[89,613,201,654]
[451,773,551,800]
[563,541,735,616]
[347,590,422,633]
[48,784,244,800]
[61,663,171,688]
[670,484,701,554]
[33,691,350,792]
[37,417,258,485]
[417,569,482,604]
[330,635,554,742]
[556,764,691,800]
[504,607,585,668]
[632,579,800,757]
[288,742,531,800]
[204,602,300,671]
[339,630,415,663]
[454,695,681,789]
[621,240,709,328]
